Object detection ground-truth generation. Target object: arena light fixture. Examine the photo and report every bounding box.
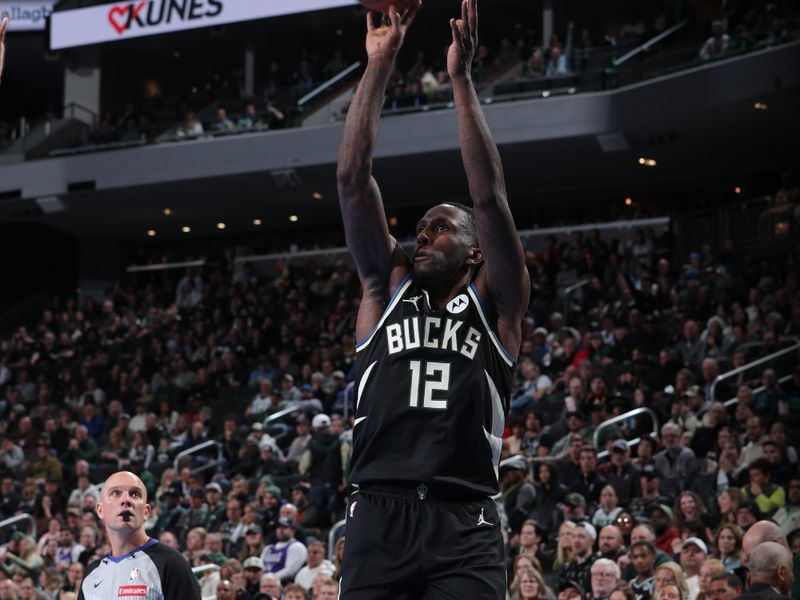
[147,229,156,237]
[181,226,191,233]
[164,208,172,216]
[625,197,633,206]
[753,102,768,110]
[217,222,226,230]
[638,157,657,167]
[289,215,299,223]
[389,216,398,227]
[253,219,262,226]
[735,186,742,195]
[312,192,323,200]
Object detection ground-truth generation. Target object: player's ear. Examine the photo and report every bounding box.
[467,246,483,266]
[95,502,103,520]
[144,503,151,518]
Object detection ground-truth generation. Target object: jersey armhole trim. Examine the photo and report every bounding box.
[467,284,516,367]
[355,274,413,352]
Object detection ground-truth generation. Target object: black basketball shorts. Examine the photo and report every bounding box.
[340,483,506,599]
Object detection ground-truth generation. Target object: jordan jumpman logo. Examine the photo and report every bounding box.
[477,508,493,526]
[403,295,423,311]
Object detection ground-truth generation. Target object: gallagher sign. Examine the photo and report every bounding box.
[0,1,56,31]
[50,0,356,50]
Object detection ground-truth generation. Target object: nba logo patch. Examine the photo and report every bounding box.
[447,294,469,314]
[129,568,140,583]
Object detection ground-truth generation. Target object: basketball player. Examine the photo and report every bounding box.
[336,0,529,597]
[0,17,9,85]
[78,471,201,600]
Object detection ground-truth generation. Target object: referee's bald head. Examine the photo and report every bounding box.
[96,471,151,532]
[101,471,149,501]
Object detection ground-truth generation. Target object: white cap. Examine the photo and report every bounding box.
[577,521,597,541]
[681,537,708,554]
[312,414,331,428]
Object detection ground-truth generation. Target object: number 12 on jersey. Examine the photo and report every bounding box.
[408,361,450,409]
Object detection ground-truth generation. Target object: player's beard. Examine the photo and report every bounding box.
[412,251,467,293]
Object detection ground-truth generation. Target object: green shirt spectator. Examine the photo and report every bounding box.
[60,425,100,464]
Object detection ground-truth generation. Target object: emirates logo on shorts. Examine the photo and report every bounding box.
[118,585,147,597]
[447,294,469,314]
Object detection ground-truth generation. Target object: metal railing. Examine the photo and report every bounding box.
[613,21,689,67]
[127,259,205,274]
[192,564,220,577]
[62,102,99,127]
[723,374,795,408]
[173,440,223,472]
[0,514,36,541]
[562,279,589,326]
[235,217,669,270]
[733,338,799,360]
[264,404,305,427]
[593,407,659,460]
[298,62,362,107]
[710,339,800,403]
[675,196,797,260]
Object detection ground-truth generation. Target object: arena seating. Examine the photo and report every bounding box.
[0,199,798,598]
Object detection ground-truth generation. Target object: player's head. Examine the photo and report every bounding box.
[413,203,482,289]
[96,471,151,533]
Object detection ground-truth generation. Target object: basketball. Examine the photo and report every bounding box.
[359,0,416,14]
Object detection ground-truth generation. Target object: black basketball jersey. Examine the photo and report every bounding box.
[347,275,515,497]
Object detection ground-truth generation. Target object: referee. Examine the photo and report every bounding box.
[78,471,201,600]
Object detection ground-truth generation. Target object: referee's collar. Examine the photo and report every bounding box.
[107,538,158,563]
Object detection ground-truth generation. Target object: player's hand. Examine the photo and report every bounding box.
[447,0,478,79]
[365,1,420,67]
[0,17,9,82]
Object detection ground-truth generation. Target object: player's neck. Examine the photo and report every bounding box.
[421,273,472,311]
[108,529,151,558]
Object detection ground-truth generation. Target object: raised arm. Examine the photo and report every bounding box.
[337,5,419,281]
[447,0,529,353]
[337,4,419,340]
[0,17,9,85]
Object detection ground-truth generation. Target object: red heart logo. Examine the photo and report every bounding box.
[107,4,129,35]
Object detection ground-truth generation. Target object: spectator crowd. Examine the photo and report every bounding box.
[0,217,798,600]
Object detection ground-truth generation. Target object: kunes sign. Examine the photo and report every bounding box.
[50,0,355,50]
[106,0,222,35]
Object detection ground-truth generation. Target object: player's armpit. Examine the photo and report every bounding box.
[354,242,410,342]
